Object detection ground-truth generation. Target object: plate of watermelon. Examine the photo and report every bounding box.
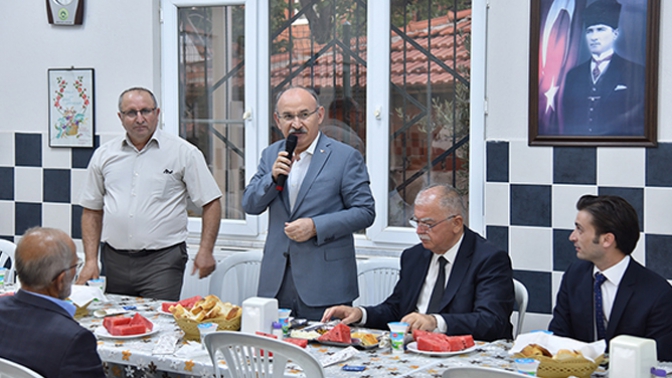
[406,330,477,357]
[315,323,379,350]
[95,313,158,339]
[159,295,203,316]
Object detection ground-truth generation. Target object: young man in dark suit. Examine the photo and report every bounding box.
[0,227,105,377]
[549,195,672,361]
[322,184,514,341]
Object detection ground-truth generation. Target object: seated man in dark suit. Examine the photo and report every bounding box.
[322,184,515,341]
[0,227,105,378]
[549,195,672,361]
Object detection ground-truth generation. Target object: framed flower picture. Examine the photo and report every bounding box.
[48,68,95,148]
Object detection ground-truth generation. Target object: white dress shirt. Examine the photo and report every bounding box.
[288,132,320,210]
[593,254,630,325]
[358,233,464,333]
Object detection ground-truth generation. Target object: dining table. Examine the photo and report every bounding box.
[76,294,671,378]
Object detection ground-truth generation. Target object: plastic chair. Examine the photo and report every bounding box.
[354,258,400,307]
[443,366,528,377]
[512,279,529,337]
[0,358,44,378]
[0,239,17,285]
[204,331,325,378]
[208,250,263,305]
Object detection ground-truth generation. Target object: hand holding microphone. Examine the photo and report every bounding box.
[275,134,297,191]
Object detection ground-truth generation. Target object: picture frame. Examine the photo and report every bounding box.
[48,68,95,148]
[528,0,659,147]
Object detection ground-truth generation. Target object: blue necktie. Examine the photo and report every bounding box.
[594,272,607,340]
[427,257,447,314]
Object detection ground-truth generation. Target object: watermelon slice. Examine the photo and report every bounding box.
[108,324,147,336]
[449,335,475,349]
[255,331,278,357]
[162,295,203,312]
[317,322,352,344]
[412,329,436,341]
[414,331,475,352]
[417,337,452,352]
[284,338,308,348]
[130,313,153,332]
[103,316,131,333]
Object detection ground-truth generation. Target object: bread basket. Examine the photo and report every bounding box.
[171,295,243,341]
[514,353,604,378]
[174,312,242,341]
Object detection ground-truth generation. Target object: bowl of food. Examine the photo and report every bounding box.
[515,344,604,378]
[170,295,242,341]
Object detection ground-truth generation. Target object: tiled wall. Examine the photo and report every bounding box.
[485,140,672,329]
[0,132,98,242]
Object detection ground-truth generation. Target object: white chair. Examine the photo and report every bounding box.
[443,366,528,377]
[204,331,325,378]
[208,250,263,305]
[512,279,529,337]
[0,358,44,378]
[0,240,17,285]
[354,257,400,307]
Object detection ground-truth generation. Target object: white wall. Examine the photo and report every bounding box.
[0,0,161,138]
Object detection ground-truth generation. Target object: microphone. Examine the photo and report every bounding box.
[275,134,297,191]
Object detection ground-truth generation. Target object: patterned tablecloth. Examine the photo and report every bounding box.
[78,295,672,378]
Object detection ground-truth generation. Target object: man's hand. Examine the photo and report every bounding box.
[284,218,316,242]
[272,151,293,182]
[321,305,363,324]
[401,312,437,332]
[75,260,100,285]
[192,248,216,278]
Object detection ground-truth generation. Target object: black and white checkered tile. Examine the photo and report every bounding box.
[486,140,672,328]
[0,132,98,243]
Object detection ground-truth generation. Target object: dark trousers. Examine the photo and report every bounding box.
[101,242,188,301]
[275,261,352,321]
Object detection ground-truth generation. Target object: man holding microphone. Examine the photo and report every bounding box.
[243,86,375,320]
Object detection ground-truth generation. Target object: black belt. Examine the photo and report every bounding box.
[105,242,185,258]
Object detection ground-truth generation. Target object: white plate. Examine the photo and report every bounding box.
[94,321,159,339]
[406,341,479,357]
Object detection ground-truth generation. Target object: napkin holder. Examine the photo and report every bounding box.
[241,297,278,334]
[609,335,657,378]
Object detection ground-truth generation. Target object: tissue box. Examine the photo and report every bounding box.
[609,335,657,378]
[241,297,278,334]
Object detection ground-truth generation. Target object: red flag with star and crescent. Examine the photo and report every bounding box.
[538,0,586,135]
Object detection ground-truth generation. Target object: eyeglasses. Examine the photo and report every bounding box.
[51,259,83,282]
[277,107,319,123]
[120,108,156,119]
[409,214,458,231]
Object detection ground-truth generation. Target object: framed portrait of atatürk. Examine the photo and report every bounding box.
[528,0,659,147]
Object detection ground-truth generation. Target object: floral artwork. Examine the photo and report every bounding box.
[48,68,94,147]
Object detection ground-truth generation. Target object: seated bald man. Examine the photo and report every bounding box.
[0,227,105,378]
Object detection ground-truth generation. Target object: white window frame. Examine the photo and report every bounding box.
[161,0,266,238]
[160,0,485,249]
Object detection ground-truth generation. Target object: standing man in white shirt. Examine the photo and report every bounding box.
[77,87,222,301]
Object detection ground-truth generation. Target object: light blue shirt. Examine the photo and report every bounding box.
[21,289,76,317]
